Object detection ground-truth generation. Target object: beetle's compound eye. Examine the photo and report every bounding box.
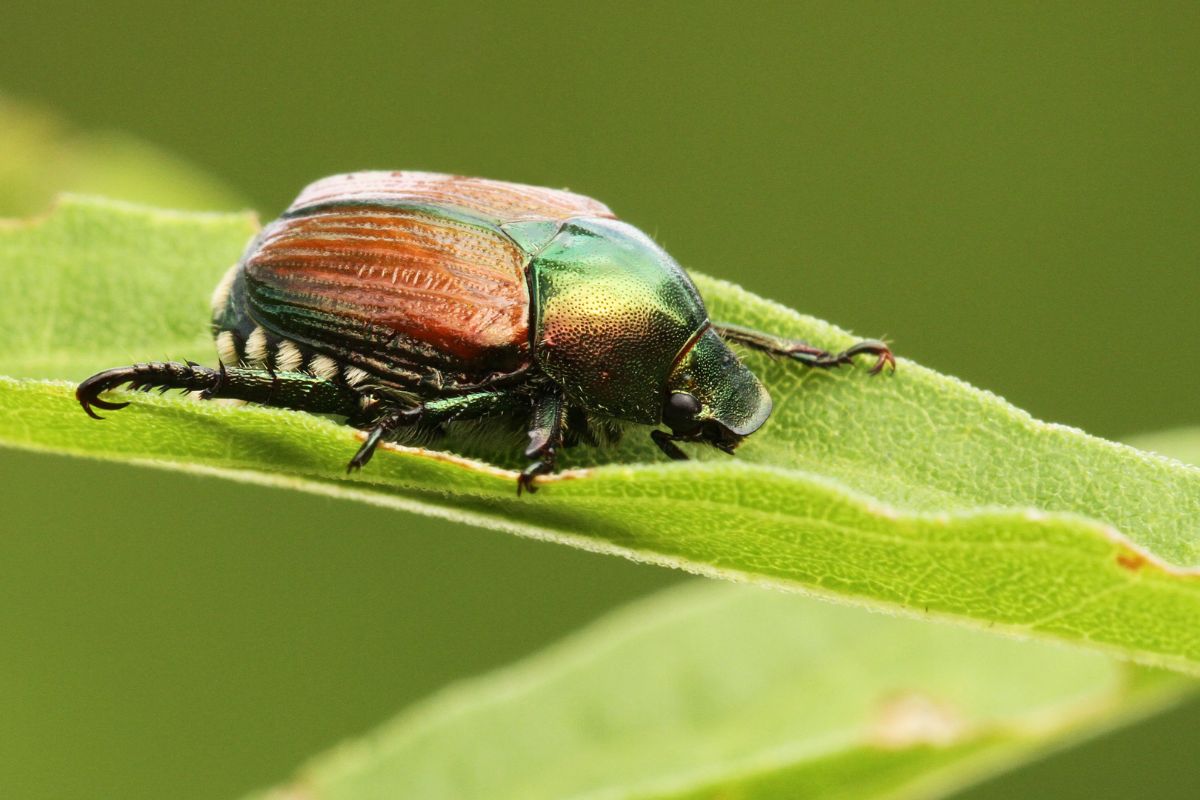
[662,392,702,433]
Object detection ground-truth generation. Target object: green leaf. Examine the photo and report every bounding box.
[0,197,258,379]
[243,431,1199,800]
[241,580,1191,800]
[2,197,1199,673]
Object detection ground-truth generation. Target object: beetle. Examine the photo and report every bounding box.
[77,171,894,493]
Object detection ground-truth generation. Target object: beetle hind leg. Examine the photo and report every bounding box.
[714,323,895,375]
[77,361,366,420]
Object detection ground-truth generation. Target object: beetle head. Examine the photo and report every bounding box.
[658,326,772,455]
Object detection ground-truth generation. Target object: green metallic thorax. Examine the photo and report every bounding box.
[527,218,708,422]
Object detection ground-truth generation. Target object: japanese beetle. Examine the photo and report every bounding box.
[77,172,894,493]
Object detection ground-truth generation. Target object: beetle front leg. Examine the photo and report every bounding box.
[77,361,364,419]
[518,391,566,496]
[346,390,520,473]
[714,323,895,375]
[650,429,690,461]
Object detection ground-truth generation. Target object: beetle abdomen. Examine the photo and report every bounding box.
[211,171,623,397]
[230,203,532,392]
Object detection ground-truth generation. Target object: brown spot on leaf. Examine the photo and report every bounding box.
[1117,549,1148,571]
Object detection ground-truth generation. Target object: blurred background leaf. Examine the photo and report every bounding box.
[247,579,1194,800]
[0,2,1197,799]
[0,96,246,216]
[1132,428,1200,467]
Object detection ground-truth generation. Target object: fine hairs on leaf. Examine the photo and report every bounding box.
[1,196,1199,678]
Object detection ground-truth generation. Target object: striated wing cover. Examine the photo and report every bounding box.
[288,171,615,224]
[243,204,533,387]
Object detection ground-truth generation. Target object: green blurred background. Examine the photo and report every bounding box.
[1,2,1197,798]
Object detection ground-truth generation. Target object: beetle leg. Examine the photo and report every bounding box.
[563,406,599,449]
[77,361,363,419]
[714,323,895,375]
[347,404,423,472]
[518,392,566,496]
[347,390,521,474]
[650,429,690,461]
